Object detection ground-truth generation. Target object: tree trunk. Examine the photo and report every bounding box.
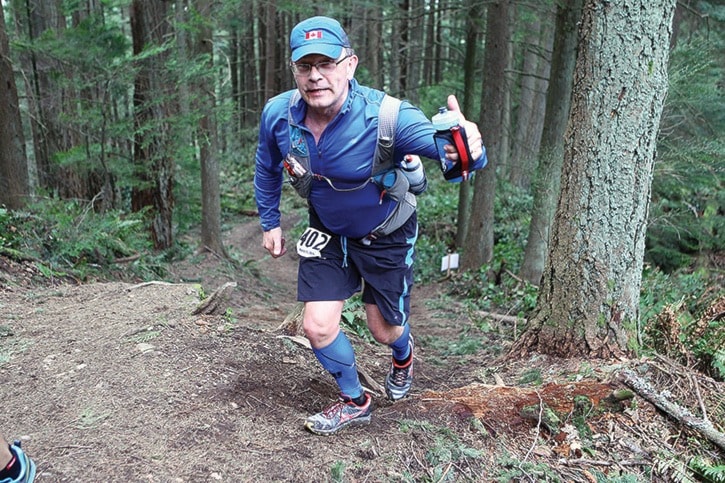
[262,0,279,102]
[433,0,444,85]
[508,11,544,187]
[462,0,511,271]
[513,0,677,358]
[0,4,29,209]
[229,27,240,132]
[455,0,484,248]
[71,5,121,211]
[130,0,177,249]
[239,1,259,128]
[192,0,226,257]
[497,12,513,186]
[388,3,405,95]
[513,15,554,189]
[423,1,436,86]
[398,0,410,97]
[406,1,424,104]
[20,0,79,197]
[520,0,584,285]
[364,4,383,89]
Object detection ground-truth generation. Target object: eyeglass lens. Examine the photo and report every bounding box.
[292,56,348,76]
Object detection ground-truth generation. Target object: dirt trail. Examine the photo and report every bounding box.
[1,216,719,482]
[0,217,495,481]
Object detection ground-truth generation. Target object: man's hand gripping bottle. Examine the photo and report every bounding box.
[431,107,475,182]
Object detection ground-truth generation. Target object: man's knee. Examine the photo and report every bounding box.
[303,301,344,345]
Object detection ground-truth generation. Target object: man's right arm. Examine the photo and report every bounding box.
[255,96,293,257]
[254,98,287,233]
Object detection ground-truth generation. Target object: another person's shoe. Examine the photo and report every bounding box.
[385,336,414,401]
[304,393,372,435]
[1,441,36,483]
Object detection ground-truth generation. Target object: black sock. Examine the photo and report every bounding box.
[351,393,367,406]
[393,351,412,366]
[0,445,21,480]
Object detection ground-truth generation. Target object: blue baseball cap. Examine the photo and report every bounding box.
[290,16,351,62]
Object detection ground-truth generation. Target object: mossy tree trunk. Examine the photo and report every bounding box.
[513,0,677,358]
[0,5,28,209]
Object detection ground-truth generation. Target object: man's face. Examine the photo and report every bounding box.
[292,53,357,114]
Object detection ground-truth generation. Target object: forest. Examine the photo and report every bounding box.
[0,0,723,481]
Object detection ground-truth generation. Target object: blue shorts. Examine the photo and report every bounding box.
[296,208,418,326]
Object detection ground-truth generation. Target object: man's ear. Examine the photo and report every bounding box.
[346,55,359,80]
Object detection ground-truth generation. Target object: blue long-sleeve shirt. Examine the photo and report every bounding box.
[254,79,440,239]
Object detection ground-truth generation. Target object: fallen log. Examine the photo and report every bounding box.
[619,369,725,452]
[422,380,621,435]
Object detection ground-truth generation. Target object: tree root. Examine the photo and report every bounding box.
[192,281,237,316]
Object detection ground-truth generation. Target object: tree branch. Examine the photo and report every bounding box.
[619,369,725,452]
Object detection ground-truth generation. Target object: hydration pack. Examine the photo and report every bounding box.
[286,91,420,198]
[284,91,426,241]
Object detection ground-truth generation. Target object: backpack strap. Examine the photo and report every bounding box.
[363,95,421,243]
[372,94,402,176]
[285,90,314,198]
[287,90,307,157]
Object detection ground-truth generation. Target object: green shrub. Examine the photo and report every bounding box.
[341,294,374,343]
[649,30,725,272]
[1,198,165,281]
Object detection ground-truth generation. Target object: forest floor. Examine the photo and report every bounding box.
[1,214,723,482]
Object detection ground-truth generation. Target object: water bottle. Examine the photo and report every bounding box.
[431,106,474,182]
[401,154,427,195]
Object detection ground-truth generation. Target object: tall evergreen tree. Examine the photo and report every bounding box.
[462,0,511,270]
[455,0,484,248]
[0,4,28,209]
[130,0,178,249]
[520,0,584,285]
[192,0,226,256]
[513,0,677,358]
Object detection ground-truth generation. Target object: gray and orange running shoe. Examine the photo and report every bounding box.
[304,393,372,435]
[385,336,414,401]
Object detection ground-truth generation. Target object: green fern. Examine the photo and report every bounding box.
[126,330,161,344]
[690,456,725,483]
[702,466,725,483]
[340,294,374,343]
[712,349,725,380]
[654,455,698,483]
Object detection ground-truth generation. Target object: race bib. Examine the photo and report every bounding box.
[296,227,331,258]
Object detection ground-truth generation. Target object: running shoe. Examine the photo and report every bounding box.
[1,441,36,483]
[385,336,414,401]
[304,393,372,435]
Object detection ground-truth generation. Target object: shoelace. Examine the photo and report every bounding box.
[390,363,411,386]
[321,400,347,418]
[322,397,364,418]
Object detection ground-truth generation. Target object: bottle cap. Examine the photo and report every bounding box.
[431,107,459,131]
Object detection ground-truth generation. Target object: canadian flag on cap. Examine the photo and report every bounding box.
[305,30,323,41]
